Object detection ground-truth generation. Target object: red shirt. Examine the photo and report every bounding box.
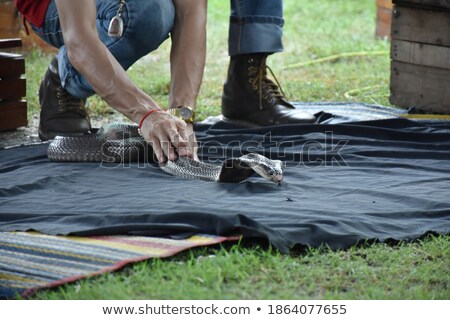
[15,0,51,28]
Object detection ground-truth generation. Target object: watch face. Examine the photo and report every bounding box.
[179,107,193,120]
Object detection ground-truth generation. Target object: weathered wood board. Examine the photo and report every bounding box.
[391,6,450,47]
[393,0,450,10]
[392,40,450,70]
[0,38,27,131]
[0,78,26,100]
[0,56,25,77]
[0,101,27,131]
[389,2,450,113]
[390,61,450,114]
[376,0,393,38]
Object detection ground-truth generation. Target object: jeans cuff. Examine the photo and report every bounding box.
[228,19,284,56]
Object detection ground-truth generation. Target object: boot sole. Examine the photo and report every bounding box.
[221,95,316,127]
[38,127,90,141]
[221,116,263,128]
[221,115,317,127]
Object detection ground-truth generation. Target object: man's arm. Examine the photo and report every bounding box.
[169,0,207,109]
[169,0,207,160]
[54,0,189,162]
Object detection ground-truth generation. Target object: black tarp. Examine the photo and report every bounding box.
[0,119,449,252]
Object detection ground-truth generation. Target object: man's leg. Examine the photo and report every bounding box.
[32,0,175,140]
[31,0,90,140]
[222,0,315,126]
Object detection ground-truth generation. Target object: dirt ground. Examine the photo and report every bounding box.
[0,115,41,149]
[0,112,127,149]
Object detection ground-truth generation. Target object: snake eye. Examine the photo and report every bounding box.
[268,169,275,176]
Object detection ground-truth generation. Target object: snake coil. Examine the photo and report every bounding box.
[47,123,284,184]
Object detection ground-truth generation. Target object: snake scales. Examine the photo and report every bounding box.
[47,123,284,184]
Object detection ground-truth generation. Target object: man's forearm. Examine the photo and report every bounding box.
[67,39,158,123]
[55,0,159,124]
[169,0,207,109]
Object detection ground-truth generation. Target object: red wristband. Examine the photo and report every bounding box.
[138,108,164,129]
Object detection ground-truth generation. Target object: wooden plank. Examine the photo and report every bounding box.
[0,52,22,59]
[376,6,393,38]
[0,78,26,100]
[394,0,450,10]
[0,2,18,39]
[390,61,450,113]
[377,0,393,9]
[0,38,22,49]
[0,56,25,77]
[391,6,450,47]
[392,40,450,70]
[0,100,28,131]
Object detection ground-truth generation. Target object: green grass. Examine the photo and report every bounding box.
[32,235,449,300]
[23,0,449,300]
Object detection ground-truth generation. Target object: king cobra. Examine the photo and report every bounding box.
[47,123,284,184]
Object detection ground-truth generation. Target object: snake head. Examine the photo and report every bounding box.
[252,159,284,184]
[267,160,284,184]
[238,153,284,184]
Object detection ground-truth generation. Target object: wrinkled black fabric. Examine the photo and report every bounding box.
[0,119,449,252]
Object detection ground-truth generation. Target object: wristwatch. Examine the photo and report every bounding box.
[168,106,195,123]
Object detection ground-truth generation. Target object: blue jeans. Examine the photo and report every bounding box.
[229,0,284,55]
[32,0,175,98]
[32,0,284,98]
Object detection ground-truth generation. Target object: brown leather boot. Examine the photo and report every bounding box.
[38,57,91,141]
[222,54,315,126]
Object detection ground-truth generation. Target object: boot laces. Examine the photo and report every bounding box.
[248,57,288,110]
[56,87,87,116]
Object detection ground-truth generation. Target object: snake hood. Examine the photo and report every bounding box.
[159,153,284,184]
[231,153,284,184]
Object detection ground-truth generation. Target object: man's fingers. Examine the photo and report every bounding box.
[190,153,199,162]
[167,128,190,158]
[167,128,187,148]
[150,137,166,163]
[176,126,187,157]
[159,140,176,162]
[180,123,197,160]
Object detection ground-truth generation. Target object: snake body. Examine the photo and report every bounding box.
[47,123,284,184]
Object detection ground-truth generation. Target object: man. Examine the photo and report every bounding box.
[16,0,205,163]
[16,0,313,163]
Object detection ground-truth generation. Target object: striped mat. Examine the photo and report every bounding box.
[0,232,234,299]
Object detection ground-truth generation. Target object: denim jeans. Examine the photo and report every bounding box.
[32,0,284,98]
[229,0,284,55]
[32,0,175,98]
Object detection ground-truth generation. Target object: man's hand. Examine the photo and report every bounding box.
[185,123,199,161]
[139,110,192,163]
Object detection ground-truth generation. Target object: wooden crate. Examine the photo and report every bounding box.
[376,0,393,38]
[0,38,27,131]
[390,0,450,114]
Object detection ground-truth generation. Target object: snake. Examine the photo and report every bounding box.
[47,123,284,184]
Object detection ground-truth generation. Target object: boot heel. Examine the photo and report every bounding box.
[221,95,241,119]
